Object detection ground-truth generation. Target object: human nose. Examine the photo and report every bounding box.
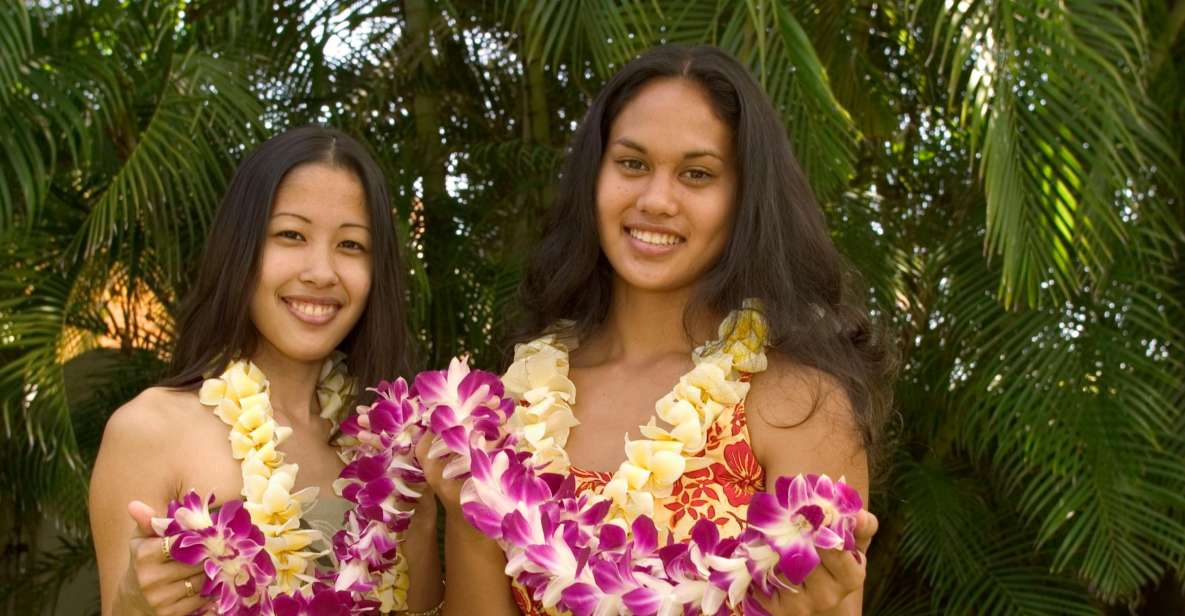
[298,243,338,287]
[635,171,678,217]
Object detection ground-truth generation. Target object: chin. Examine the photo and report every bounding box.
[266,338,347,364]
[616,273,693,294]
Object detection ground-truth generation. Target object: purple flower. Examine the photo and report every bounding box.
[271,583,372,616]
[155,492,275,615]
[744,474,861,586]
[417,357,514,479]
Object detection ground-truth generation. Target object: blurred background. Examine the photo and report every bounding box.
[1,1,1183,614]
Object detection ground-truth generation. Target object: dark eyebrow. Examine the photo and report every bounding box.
[272,212,311,223]
[613,137,725,163]
[273,212,370,232]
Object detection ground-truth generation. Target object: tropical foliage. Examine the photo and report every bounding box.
[1,0,1182,614]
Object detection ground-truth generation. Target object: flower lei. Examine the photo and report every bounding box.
[459,301,865,615]
[154,302,864,615]
[152,352,419,614]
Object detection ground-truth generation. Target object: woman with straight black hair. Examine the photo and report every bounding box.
[90,126,442,615]
[422,45,892,615]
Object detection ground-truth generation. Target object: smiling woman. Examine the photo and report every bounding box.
[419,45,893,616]
[251,165,373,363]
[86,127,443,615]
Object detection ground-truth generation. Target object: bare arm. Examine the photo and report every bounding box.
[414,435,519,616]
[401,487,445,612]
[89,390,207,616]
[746,359,875,616]
[440,509,520,616]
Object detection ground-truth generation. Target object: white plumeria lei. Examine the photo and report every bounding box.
[154,302,863,615]
[153,353,417,614]
[458,302,865,615]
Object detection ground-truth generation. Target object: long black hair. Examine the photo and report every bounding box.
[517,45,894,472]
[163,125,414,398]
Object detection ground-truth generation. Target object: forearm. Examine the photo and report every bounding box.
[401,502,444,612]
[440,512,518,616]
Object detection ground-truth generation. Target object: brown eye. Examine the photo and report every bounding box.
[276,230,304,241]
[684,168,714,182]
[339,240,368,252]
[618,158,647,172]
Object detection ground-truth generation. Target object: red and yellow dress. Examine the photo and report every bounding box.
[501,305,769,616]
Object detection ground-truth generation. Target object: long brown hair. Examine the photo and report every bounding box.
[516,45,895,473]
[163,126,414,398]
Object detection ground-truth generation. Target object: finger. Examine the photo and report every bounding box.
[128,500,158,537]
[817,546,866,594]
[854,510,879,552]
[144,570,206,609]
[795,559,846,613]
[414,432,433,467]
[159,588,213,616]
[753,584,807,616]
[134,552,205,589]
[130,535,178,568]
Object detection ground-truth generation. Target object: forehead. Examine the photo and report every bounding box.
[608,77,733,154]
[271,163,370,226]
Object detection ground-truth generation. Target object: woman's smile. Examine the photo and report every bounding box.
[623,224,686,256]
[281,295,343,325]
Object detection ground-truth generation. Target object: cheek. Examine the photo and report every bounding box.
[345,259,373,307]
[698,194,737,253]
[251,248,286,302]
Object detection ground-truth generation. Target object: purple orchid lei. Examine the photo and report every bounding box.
[155,357,862,615]
[154,377,429,614]
[426,359,866,616]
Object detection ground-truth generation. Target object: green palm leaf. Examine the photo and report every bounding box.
[897,458,1096,615]
[77,50,262,277]
[935,0,1181,308]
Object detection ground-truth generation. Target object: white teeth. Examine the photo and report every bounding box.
[628,228,682,246]
[287,300,338,319]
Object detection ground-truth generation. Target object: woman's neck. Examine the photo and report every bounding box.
[580,278,719,366]
[248,341,323,426]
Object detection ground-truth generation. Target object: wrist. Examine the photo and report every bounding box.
[445,511,499,548]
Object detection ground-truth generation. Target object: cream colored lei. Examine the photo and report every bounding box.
[197,351,410,606]
[502,301,769,524]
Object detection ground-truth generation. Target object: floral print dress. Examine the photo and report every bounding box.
[510,374,766,615]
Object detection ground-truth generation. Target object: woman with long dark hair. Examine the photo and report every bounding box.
[422,45,892,615]
[90,126,441,615]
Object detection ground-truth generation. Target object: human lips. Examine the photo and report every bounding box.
[282,296,342,324]
[624,225,685,250]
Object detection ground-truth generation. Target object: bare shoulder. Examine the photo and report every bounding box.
[745,352,868,495]
[93,386,211,495]
[746,352,856,433]
[101,386,204,446]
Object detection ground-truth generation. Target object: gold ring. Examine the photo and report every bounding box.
[160,535,171,560]
[184,579,196,597]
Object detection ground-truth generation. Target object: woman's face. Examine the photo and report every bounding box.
[249,163,373,364]
[596,77,738,296]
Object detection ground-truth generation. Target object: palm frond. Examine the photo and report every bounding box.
[935,0,1181,308]
[503,0,659,78]
[943,232,1185,600]
[896,458,1096,615]
[77,50,262,277]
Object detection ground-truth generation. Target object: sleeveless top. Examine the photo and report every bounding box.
[509,373,767,615]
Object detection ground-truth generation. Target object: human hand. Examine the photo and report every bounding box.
[415,434,464,517]
[754,510,878,616]
[116,500,210,616]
